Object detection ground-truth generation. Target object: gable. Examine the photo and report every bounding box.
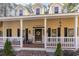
[49,3,63,14]
[15,4,31,16]
[32,3,43,9]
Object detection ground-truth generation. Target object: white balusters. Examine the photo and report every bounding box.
[46,37,75,49]
[0,37,21,48]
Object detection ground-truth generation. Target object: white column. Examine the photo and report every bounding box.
[3,21,5,44]
[20,19,23,48]
[44,18,47,48]
[74,16,78,50]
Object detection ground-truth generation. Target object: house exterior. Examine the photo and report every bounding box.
[0,3,79,53]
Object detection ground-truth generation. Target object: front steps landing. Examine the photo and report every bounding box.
[16,50,54,56]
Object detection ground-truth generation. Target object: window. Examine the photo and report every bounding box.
[52,29,57,37]
[54,7,59,13]
[36,8,40,15]
[6,29,12,37]
[19,9,23,16]
[17,29,20,37]
[67,28,74,37]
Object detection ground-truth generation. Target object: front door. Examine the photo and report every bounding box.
[35,29,42,43]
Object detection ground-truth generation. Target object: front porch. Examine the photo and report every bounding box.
[0,13,79,51]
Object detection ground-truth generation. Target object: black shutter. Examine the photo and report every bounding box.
[25,28,28,41]
[17,29,20,37]
[48,28,51,37]
[58,27,61,37]
[64,27,67,37]
[10,29,12,37]
[6,29,8,37]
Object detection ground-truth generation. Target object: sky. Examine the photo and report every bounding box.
[1,0,79,3]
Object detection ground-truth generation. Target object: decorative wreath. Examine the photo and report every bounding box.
[36,31,40,36]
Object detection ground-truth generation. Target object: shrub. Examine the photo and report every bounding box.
[4,39,15,56]
[55,43,62,56]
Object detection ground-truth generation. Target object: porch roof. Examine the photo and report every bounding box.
[0,13,79,21]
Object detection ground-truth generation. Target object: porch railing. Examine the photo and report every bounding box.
[0,37,79,49]
[46,37,76,49]
[0,37,21,48]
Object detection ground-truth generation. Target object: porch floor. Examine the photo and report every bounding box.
[23,43,44,48]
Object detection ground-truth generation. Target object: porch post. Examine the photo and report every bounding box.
[74,16,78,50]
[20,19,23,48]
[3,21,5,44]
[44,18,47,48]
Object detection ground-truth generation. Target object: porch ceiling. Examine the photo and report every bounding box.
[0,13,79,21]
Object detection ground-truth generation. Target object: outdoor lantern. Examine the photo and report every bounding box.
[59,18,62,27]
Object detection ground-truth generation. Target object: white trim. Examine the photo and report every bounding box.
[2,22,5,44]
[20,19,23,48]
[33,27,44,44]
[74,16,78,50]
[44,18,47,48]
[0,13,79,21]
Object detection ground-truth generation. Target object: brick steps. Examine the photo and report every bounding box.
[23,44,44,48]
[16,50,48,56]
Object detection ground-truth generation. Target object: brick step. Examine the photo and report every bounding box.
[23,44,44,48]
[16,50,48,56]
